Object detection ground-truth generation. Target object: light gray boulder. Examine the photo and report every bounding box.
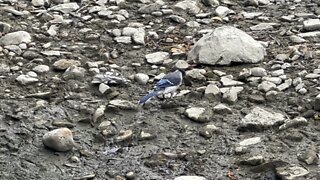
[188,26,266,65]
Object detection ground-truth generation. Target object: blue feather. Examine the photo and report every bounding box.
[155,79,173,90]
[138,91,158,104]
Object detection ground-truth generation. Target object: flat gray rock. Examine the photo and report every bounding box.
[220,76,244,86]
[241,107,285,129]
[239,137,261,146]
[185,107,212,122]
[108,99,137,110]
[258,81,276,92]
[276,165,309,180]
[63,65,86,80]
[16,74,39,85]
[145,52,169,65]
[49,3,80,14]
[174,0,201,14]
[303,19,320,31]
[297,31,320,38]
[188,26,266,65]
[0,31,32,46]
[134,73,149,85]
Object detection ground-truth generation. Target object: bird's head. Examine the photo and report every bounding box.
[177,69,186,76]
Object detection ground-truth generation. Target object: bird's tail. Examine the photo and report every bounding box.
[138,91,158,104]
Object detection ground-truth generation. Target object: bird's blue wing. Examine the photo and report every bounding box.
[155,79,174,90]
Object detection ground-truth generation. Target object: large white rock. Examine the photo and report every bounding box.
[0,31,32,46]
[188,26,266,65]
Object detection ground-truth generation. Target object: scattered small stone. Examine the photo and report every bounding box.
[297,149,319,165]
[204,84,220,97]
[91,72,130,85]
[185,107,212,122]
[32,65,50,73]
[199,124,220,138]
[276,79,292,91]
[279,117,308,130]
[98,121,111,131]
[213,103,232,114]
[175,60,189,70]
[221,76,244,86]
[63,65,86,80]
[239,156,264,166]
[271,69,284,77]
[250,67,267,77]
[32,0,45,7]
[108,100,137,110]
[276,165,309,180]
[241,107,285,129]
[174,0,201,14]
[221,86,243,103]
[134,73,149,85]
[145,52,169,65]
[125,171,136,180]
[52,120,75,128]
[258,81,276,92]
[186,69,206,81]
[49,3,80,14]
[239,137,262,146]
[42,128,75,152]
[290,35,306,43]
[16,74,39,85]
[248,94,265,103]
[262,77,282,85]
[305,73,320,79]
[303,19,320,31]
[73,174,96,180]
[239,68,252,80]
[169,15,186,24]
[132,28,145,45]
[0,63,10,73]
[114,36,132,44]
[115,129,133,142]
[0,31,32,46]
[215,6,235,17]
[53,59,81,70]
[250,23,278,31]
[99,83,111,94]
[70,155,80,163]
[140,131,155,140]
[93,105,106,123]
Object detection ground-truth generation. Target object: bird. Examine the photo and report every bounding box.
[138,69,185,105]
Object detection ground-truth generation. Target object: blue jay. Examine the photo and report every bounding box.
[139,69,185,105]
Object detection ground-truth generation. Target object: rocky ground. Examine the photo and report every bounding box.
[0,0,320,179]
